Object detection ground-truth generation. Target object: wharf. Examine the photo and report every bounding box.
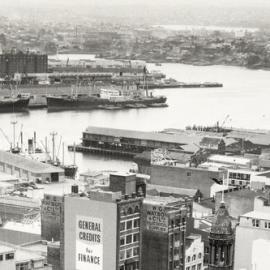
[68,144,135,158]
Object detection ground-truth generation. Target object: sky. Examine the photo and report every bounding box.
[4,0,270,8]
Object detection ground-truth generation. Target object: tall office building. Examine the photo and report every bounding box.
[208,202,234,270]
[141,196,188,270]
[234,194,270,270]
[60,189,143,270]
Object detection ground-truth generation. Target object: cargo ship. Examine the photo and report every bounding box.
[46,87,167,111]
[0,94,30,112]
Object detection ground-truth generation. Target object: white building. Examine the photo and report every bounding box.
[185,234,204,270]
[234,195,270,270]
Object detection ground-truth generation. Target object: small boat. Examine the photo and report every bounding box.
[0,93,30,112]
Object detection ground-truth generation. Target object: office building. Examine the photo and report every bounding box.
[41,194,63,241]
[234,194,270,270]
[141,196,187,270]
[61,189,143,270]
[185,234,204,270]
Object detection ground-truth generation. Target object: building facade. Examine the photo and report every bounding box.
[141,196,187,270]
[60,189,143,270]
[208,202,234,270]
[234,195,270,270]
[185,234,204,270]
[0,51,48,76]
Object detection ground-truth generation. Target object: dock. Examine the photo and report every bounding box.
[68,144,135,158]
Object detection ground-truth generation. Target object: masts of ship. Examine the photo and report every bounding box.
[50,131,57,164]
[11,120,17,150]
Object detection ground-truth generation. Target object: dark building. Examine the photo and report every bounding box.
[199,136,226,154]
[0,51,48,76]
[208,202,234,270]
[41,194,63,241]
[109,172,147,197]
[150,165,223,199]
[141,196,187,270]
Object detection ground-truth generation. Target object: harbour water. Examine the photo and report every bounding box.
[1,61,270,173]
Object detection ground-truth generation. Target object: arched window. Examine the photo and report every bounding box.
[187,256,191,263]
[134,205,140,213]
[192,254,196,261]
[198,253,202,259]
[127,207,133,215]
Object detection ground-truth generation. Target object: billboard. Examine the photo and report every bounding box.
[76,215,103,270]
[146,204,168,233]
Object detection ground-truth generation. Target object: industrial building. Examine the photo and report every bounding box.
[0,51,48,76]
[141,196,187,270]
[60,189,143,270]
[0,150,64,183]
[82,126,201,154]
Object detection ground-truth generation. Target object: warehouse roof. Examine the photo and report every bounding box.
[0,151,64,174]
[85,126,202,146]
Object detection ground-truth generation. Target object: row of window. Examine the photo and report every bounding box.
[120,233,140,246]
[186,253,202,263]
[0,253,14,261]
[229,172,250,181]
[119,247,140,260]
[253,219,270,229]
[186,263,202,270]
[120,218,140,231]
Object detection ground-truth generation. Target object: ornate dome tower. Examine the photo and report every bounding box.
[208,202,234,270]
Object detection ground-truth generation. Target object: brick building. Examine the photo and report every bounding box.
[141,196,188,270]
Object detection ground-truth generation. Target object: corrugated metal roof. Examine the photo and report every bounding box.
[85,126,202,146]
[0,151,64,174]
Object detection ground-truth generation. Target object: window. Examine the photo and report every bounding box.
[186,267,190,270]
[120,237,125,246]
[133,233,139,242]
[198,253,202,259]
[231,180,235,185]
[127,208,133,215]
[120,222,125,231]
[187,172,191,177]
[17,262,29,270]
[0,254,2,261]
[239,181,242,186]
[192,255,196,261]
[126,249,132,258]
[187,256,191,263]
[192,266,196,270]
[252,219,260,227]
[133,247,139,256]
[6,253,14,260]
[119,251,125,260]
[197,264,202,270]
[134,205,140,213]
[126,220,132,230]
[126,235,132,244]
[134,219,140,228]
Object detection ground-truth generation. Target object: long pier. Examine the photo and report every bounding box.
[68,144,135,158]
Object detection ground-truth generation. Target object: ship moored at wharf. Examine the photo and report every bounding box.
[0,94,30,112]
[46,85,167,111]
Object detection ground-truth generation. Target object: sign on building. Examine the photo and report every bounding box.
[146,204,168,232]
[76,216,103,270]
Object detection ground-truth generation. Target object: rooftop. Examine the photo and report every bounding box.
[147,184,197,198]
[242,211,270,220]
[85,126,202,146]
[144,195,184,206]
[0,150,64,174]
[208,154,252,165]
[0,245,15,254]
